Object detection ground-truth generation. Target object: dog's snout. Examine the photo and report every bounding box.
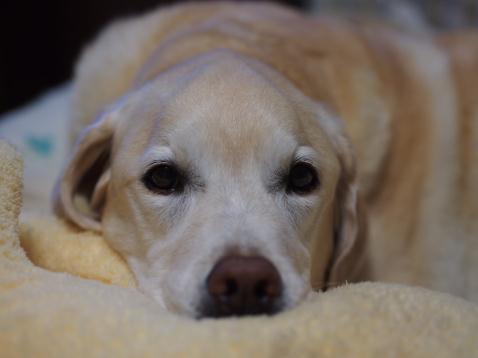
[203,256,283,318]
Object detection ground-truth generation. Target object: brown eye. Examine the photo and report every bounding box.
[143,164,181,194]
[287,162,319,194]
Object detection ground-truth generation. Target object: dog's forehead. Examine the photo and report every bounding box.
[134,54,305,168]
[169,67,298,164]
[114,52,338,179]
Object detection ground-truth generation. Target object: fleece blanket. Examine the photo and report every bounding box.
[1,140,478,357]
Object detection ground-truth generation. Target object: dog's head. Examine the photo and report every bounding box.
[55,50,366,318]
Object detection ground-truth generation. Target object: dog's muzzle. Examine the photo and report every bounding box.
[200,255,283,318]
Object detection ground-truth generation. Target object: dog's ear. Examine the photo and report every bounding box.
[53,105,120,232]
[327,146,368,286]
[315,108,368,288]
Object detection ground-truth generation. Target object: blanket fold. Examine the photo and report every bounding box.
[1,140,477,358]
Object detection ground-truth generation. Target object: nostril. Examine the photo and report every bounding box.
[223,278,238,297]
[204,255,283,317]
[209,276,237,298]
[254,280,268,300]
[254,280,265,296]
[254,279,281,302]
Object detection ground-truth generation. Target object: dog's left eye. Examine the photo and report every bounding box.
[142,164,182,194]
[286,162,319,194]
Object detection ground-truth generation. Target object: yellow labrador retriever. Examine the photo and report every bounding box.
[54,2,478,317]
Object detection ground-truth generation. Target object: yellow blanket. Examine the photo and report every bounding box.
[1,140,477,357]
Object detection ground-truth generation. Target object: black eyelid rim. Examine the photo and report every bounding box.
[143,160,175,174]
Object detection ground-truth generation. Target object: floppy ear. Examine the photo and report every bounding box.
[316,109,368,288]
[53,107,119,232]
[326,148,368,286]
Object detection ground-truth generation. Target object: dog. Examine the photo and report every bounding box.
[54,2,478,317]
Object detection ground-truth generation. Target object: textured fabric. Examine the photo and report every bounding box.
[20,216,135,288]
[1,140,478,357]
[0,141,26,263]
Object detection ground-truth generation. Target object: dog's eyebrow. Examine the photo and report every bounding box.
[294,146,319,165]
[141,146,175,169]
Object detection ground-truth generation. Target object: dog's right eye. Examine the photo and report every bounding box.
[286,162,319,194]
[142,164,182,194]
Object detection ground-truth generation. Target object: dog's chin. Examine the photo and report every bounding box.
[196,294,285,319]
[194,285,314,319]
[143,285,312,319]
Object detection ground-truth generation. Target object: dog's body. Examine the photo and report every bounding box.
[56,2,478,316]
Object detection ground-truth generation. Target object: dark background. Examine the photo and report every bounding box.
[1,0,476,116]
[0,0,305,116]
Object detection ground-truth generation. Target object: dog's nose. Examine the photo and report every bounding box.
[204,256,283,317]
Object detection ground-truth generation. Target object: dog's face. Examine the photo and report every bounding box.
[55,51,365,318]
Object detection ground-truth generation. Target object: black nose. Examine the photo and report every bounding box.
[202,256,283,318]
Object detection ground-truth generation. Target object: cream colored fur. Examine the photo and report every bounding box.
[57,49,366,315]
[57,2,478,313]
